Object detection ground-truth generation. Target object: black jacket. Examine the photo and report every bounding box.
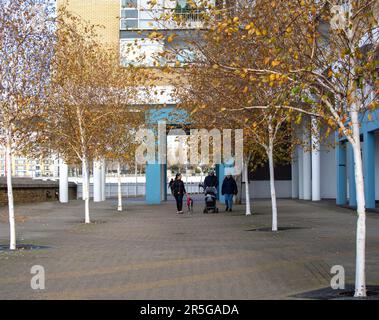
[204,175,218,188]
[221,177,238,195]
[173,179,186,196]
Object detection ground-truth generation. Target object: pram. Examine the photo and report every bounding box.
[203,186,219,213]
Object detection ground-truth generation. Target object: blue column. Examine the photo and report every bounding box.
[348,143,357,207]
[163,164,167,201]
[363,131,375,209]
[216,164,225,203]
[146,164,163,204]
[336,141,347,205]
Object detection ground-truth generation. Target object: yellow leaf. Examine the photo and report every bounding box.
[167,34,176,43]
[271,60,281,67]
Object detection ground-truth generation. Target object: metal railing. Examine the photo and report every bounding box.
[120,7,232,30]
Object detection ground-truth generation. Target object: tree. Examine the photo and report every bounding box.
[0,0,55,249]
[44,8,143,223]
[174,0,378,297]
[157,6,296,224]
[101,100,145,212]
[222,0,378,298]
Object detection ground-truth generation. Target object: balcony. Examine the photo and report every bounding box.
[120,8,208,30]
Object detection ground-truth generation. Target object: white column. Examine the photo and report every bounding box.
[93,160,102,202]
[311,118,321,201]
[303,132,312,201]
[291,148,299,199]
[59,159,68,203]
[298,146,304,199]
[101,159,106,201]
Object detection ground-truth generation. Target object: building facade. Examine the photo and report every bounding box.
[0,149,59,178]
[56,0,379,209]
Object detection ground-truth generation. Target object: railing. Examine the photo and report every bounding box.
[120,7,232,30]
[76,181,203,199]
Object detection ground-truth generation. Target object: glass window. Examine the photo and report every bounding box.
[121,9,138,19]
[121,0,137,8]
[121,19,138,29]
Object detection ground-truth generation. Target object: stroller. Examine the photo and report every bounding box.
[203,186,219,213]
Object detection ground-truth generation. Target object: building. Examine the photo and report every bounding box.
[0,149,59,178]
[56,1,379,209]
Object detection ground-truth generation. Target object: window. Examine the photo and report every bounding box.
[122,0,137,8]
[121,0,138,30]
[120,38,165,67]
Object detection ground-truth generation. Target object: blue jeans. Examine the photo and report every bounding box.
[224,194,233,209]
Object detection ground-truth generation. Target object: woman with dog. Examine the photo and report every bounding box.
[173,173,186,214]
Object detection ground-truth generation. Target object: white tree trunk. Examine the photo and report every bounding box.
[243,160,251,216]
[117,161,122,211]
[135,161,138,197]
[351,109,366,297]
[5,128,16,250]
[268,141,278,232]
[82,156,90,224]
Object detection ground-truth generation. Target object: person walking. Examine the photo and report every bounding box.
[169,178,175,195]
[173,173,186,214]
[203,170,218,189]
[221,174,238,212]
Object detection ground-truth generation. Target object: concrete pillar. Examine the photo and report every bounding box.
[298,146,304,199]
[146,163,166,204]
[311,120,321,201]
[303,133,312,201]
[348,143,357,207]
[216,164,226,203]
[93,160,102,202]
[336,141,347,205]
[59,159,68,203]
[101,159,106,201]
[363,131,375,209]
[291,148,299,199]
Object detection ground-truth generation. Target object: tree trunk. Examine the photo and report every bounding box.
[135,161,138,197]
[268,140,278,232]
[117,161,122,211]
[5,127,16,250]
[82,156,90,224]
[351,109,366,297]
[243,159,251,216]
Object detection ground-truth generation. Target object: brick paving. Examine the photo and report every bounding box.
[0,197,379,299]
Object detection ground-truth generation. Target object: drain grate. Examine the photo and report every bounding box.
[291,285,379,300]
[246,226,307,232]
[0,244,51,251]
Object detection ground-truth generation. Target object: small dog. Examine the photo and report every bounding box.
[186,195,194,213]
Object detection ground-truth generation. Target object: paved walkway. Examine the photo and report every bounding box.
[0,198,379,299]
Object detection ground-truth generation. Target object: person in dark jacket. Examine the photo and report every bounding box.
[221,175,238,212]
[169,178,175,195]
[173,173,186,214]
[203,170,218,189]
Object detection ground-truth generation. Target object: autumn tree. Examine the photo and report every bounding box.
[0,0,55,250]
[162,0,378,296]
[211,0,378,298]
[99,80,145,212]
[43,8,143,223]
